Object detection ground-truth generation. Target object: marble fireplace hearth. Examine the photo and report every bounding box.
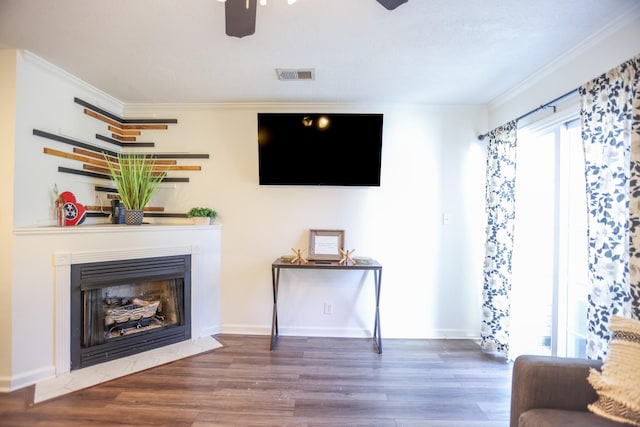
[33,335,222,404]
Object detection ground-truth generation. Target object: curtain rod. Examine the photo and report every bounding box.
[477,88,579,141]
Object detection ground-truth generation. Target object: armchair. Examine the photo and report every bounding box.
[510,355,627,427]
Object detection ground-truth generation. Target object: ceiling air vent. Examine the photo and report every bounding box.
[276,68,315,81]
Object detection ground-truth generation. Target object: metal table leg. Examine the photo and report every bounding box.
[373,269,382,353]
[270,266,280,350]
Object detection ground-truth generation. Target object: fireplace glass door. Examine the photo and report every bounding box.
[83,278,184,347]
[71,255,191,370]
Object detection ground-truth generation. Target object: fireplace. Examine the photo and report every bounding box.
[70,255,191,370]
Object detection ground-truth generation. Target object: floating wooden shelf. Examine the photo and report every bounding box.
[144,213,189,218]
[35,129,209,160]
[95,185,117,193]
[87,212,110,218]
[87,209,188,219]
[37,98,209,220]
[57,166,190,183]
[96,134,155,148]
[134,153,210,159]
[34,129,118,157]
[110,134,137,142]
[108,126,141,136]
[44,147,110,168]
[85,205,165,212]
[83,108,168,130]
[74,97,178,125]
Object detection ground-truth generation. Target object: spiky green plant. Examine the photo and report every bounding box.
[104,153,167,210]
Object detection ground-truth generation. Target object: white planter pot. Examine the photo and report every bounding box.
[192,217,211,225]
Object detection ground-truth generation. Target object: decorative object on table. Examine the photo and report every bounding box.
[339,248,356,265]
[353,257,373,265]
[290,248,308,264]
[110,199,125,224]
[104,153,167,225]
[308,229,345,261]
[55,190,87,226]
[187,207,217,225]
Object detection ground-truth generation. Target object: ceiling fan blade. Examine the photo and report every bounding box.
[225,0,257,38]
[375,0,408,10]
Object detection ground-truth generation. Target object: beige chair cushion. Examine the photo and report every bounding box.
[588,315,640,426]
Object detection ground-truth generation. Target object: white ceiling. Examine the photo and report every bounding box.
[0,0,638,105]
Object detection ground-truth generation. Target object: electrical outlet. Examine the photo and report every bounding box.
[324,302,333,315]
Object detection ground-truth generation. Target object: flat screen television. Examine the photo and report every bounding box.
[257,113,383,186]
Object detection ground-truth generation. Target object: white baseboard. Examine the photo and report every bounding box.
[196,324,222,337]
[0,365,55,392]
[220,324,480,340]
[220,324,372,337]
[220,324,271,335]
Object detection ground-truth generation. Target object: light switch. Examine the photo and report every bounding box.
[442,213,451,225]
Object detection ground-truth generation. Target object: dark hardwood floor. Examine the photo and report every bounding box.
[0,335,513,426]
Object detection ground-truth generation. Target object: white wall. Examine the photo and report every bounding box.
[0,49,17,390]
[10,50,489,337]
[13,51,124,227]
[487,9,640,130]
[125,103,488,339]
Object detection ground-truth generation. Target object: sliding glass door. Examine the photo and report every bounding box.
[557,122,589,358]
[510,120,588,358]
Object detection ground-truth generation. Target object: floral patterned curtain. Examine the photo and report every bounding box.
[481,121,518,357]
[631,58,640,324]
[581,55,640,360]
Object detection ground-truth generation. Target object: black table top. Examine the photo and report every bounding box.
[272,257,382,270]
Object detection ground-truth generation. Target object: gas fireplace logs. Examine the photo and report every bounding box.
[105,298,160,325]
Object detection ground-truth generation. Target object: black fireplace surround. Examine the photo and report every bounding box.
[70,255,191,370]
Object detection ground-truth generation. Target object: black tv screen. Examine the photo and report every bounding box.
[258,113,383,186]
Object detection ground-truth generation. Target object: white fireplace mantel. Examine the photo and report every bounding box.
[7,224,221,391]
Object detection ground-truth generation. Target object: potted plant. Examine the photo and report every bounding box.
[104,153,167,225]
[187,207,217,225]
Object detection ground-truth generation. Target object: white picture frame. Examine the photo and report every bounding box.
[308,229,345,261]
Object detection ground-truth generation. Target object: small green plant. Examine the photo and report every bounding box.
[187,207,217,219]
[104,153,167,210]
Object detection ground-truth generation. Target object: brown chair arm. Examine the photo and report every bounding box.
[510,355,602,427]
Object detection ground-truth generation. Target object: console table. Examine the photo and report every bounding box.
[270,257,383,353]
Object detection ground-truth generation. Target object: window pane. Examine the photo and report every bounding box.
[510,120,587,359]
[510,130,555,357]
[560,123,588,358]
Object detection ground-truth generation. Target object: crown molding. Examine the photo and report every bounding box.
[124,102,486,114]
[19,50,124,112]
[488,3,640,110]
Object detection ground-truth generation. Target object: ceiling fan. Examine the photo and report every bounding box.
[219,0,408,38]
